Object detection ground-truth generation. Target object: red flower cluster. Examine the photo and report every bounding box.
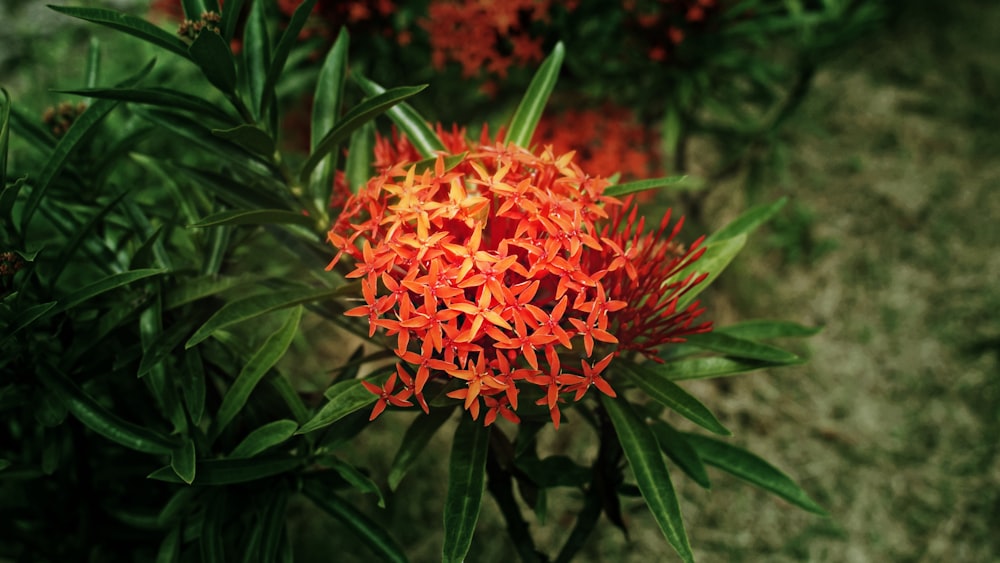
[327,130,711,426]
[422,0,566,81]
[532,104,662,181]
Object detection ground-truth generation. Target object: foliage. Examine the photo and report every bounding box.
[0,2,844,561]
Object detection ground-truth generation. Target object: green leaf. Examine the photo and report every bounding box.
[0,177,25,232]
[297,371,390,434]
[354,75,444,158]
[181,0,206,19]
[506,42,564,148]
[230,419,298,458]
[683,433,827,515]
[201,490,226,563]
[623,360,730,436]
[299,85,428,183]
[649,420,710,489]
[138,317,198,378]
[212,306,302,437]
[344,121,374,193]
[0,88,10,188]
[604,175,699,198]
[189,30,237,94]
[164,275,260,310]
[244,0,270,121]
[672,234,747,310]
[716,320,822,340]
[186,286,341,348]
[170,438,197,484]
[411,151,467,176]
[188,209,314,229]
[55,87,234,122]
[259,0,318,114]
[256,482,291,562]
[38,366,177,455]
[442,416,490,563]
[85,37,101,88]
[0,301,56,347]
[182,350,207,425]
[48,6,191,59]
[646,356,793,381]
[52,269,164,316]
[156,525,181,563]
[705,197,787,243]
[515,455,591,489]
[211,124,275,158]
[323,456,386,508]
[310,28,350,205]
[20,59,155,231]
[387,407,453,490]
[219,0,245,41]
[682,332,802,363]
[601,395,693,563]
[148,456,302,484]
[302,478,408,563]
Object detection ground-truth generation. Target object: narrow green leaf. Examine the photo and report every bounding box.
[297,371,390,434]
[213,305,302,436]
[387,407,453,490]
[683,433,828,515]
[506,42,564,148]
[56,87,234,122]
[442,416,490,563]
[171,438,197,484]
[38,366,177,455]
[601,395,693,563]
[201,489,226,563]
[0,177,25,231]
[344,121,374,193]
[259,0,318,114]
[604,175,699,198]
[1,88,11,187]
[230,419,298,458]
[303,478,408,563]
[182,350,207,425]
[650,420,710,489]
[705,197,787,243]
[411,151,467,175]
[244,0,270,120]
[52,269,164,316]
[220,0,245,41]
[299,85,428,183]
[148,456,302,484]
[716,320,822,340]
[156,525,181,563]
[49,191,129,286]
[212,124,275,158]
[164,275,261,310]
[324,456,386,508]
[48,6,191,59]
[189,30,237,94]
[188,209,314,229]
[682,332,802,363]
[181,0,206,19]
[256,482,291,562]
[0,301,56,346]
[85,37,101,89]
[515,455,591,489]
[354,75,444,158]
[652,356,791,381]
[310,28,350,205]
[672,234,747,310]
[623,361,730,436]
[20,59,155,231]
[186,285,340,348]
[138,317,198,378]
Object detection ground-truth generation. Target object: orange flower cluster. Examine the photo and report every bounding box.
[532,104,661,181]
[422,0,563,80]
[328,130,710,426]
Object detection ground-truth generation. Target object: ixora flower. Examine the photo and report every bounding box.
[327,132,711,427]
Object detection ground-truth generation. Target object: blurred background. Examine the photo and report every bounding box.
[2,0,998,561]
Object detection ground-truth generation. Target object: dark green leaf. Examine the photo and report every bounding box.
[49,191,129,285]
[297,371,390,434]
[256,482,291,562]
[310,28,349,205]
[672,234,747,310]
[85,37,101,88]
[156,525,181,563]
[244,0,270,119]
[52,269,164,316]
[38,366,177,455]
[650,420,710,489]
[186,285,341,348]
[604,175,699,198]
[138,317,198,378]
[442,416,490,563]
[188,209,314,229]
[212,306,302,437]
[601,395,693,563]
[201,489,226,563]
[181,0,205,19]
[189,29,236,94]
[230,419,298,458]
[0,88,10,187]
[164,275,260,310]
[354,75,444,158]
[170,438,197,484]
[220,0,245,41]
[683,433,827,515]
[344,121,374,193]
[182,350,207,425]
[303,478,408,563]
[48,6,190,59]
[259,0,318,114]
[515,455,591,488]
[646,356,792,381]
[623,360,730,436]
[0,301,56,346]
[506,42,564,148]
[717,320,822,340]
[212,124,275,157]
[705,197,787,243]
[56,87,234,122]
[148,456,302,484]
[323,456,386,508]
[0,177,25,231]
[299,85,428,183]
[682,332,802,363]
[387,407,453,490]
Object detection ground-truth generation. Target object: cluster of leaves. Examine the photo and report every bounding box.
[2,2,825,562]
